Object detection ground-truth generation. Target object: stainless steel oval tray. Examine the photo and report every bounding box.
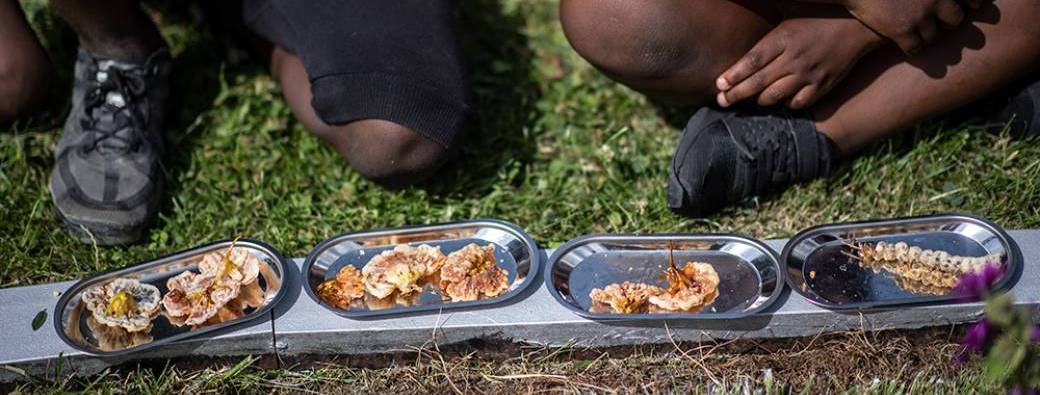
[302,219,541,318]
[54,239,289,356]
[545,234,783,320]
[781,213,1022,310]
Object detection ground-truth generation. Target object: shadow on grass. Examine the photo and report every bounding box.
[422,0,542,197]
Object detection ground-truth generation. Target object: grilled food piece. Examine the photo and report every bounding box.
[363,244,445,299]
[316,265,366,309]
[438,243,509,302]
[854,241,1004,291]
[647,262,720,313]
[81,278,162,332]
[589,281,665,314]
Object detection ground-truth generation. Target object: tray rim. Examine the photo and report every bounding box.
[543,232,785,320]
[779,212,1023,310]
[52,238,290,357]
[300,218,542,319]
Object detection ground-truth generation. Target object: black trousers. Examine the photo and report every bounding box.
[243,0,474,148]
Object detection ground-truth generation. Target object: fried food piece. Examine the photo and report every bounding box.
[648,262,720,313]
[317,265,366,309]
[162,246,264,327]
[364,291,421,310]
[854,241,1004,291]
[80,278,162,332]
[85,315,153,351]
[363,244,446,299]
[589,282,665,314]
[439,243,509,302]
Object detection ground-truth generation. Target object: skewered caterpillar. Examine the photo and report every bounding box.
[846,241,1003,291]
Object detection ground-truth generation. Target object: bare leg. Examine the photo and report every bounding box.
[270,46,450,188]
[50,0,165,62]
[561,0,1040,155]
[559,0,779,104]
[0,0,52,124]
[813,1,1040,154]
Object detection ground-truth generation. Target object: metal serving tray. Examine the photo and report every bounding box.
[54,239,289,356]
[545,234,783,320]
[781,213,1022,310]
[302,219,541,318]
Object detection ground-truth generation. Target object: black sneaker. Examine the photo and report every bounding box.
[990,76,1039,139]
[667,107,834,217]
[49,48,171,245]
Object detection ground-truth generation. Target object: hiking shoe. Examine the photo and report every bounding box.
[667,106,834,217]
[49,48,171,245]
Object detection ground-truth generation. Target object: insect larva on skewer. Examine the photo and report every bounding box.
[843,240,1004,291]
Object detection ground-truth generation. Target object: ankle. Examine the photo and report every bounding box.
[80,32,165,64]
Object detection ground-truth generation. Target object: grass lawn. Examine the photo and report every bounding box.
[2,0,1037,392]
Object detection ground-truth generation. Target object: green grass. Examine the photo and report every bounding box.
[1,0,1038,392]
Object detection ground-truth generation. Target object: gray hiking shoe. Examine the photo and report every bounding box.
[49,48,171,245]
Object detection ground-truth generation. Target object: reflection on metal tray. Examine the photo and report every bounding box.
[53,239,289,356]
[781,213,1022,310]
[302,219,541,318]
[545,234,783,320]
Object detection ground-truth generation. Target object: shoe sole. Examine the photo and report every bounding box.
[52,205,146,245]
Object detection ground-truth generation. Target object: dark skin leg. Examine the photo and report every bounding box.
[560,0,1040,155]
[270,46,450,188]
[50,0,165,62]
[0,0,52,124]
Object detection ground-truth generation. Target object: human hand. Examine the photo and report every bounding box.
[715,17,882,109]
[843,0,985,54]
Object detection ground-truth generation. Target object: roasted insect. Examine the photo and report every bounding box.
[848,240,1004,291]
[589,282,665,314]
[85,315,153,351]
[316,265,366,309]
[363,244,445,299]
[162,243,265,327]
[588,247,720,315]
[80,278,162,332]
[647,253,720,313]
[438,243,509,302]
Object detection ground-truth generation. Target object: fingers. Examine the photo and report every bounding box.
[935,0,966,29]
[756,75,804,107]
[716,38,783,92]
[789,85,821,110]
[718,60,786,108]
[917,17,941,44]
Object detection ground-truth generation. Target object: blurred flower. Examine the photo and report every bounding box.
[1010,386,1039,395]
[953,262,1005,301]
[1031,325,1040,344]
[957,318,995,363]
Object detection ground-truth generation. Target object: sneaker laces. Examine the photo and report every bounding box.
[723,111,802,194]
[79,64,150,155]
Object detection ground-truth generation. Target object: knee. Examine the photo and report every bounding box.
[327,120,451,189]
[560,0,697,83]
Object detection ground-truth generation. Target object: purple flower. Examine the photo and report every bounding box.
[953,262,1005,301]
[1031,325,1040,344]
[1009,387,1039,395]
[957,318,994,363]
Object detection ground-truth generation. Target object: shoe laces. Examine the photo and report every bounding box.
[723,111,801,193]
[79,64,150,155]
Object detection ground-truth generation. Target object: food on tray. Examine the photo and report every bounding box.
[364,291,422,310]
[648,261,720,313]
[848,240,1004,292]
[316,265,366,309]
[589,282,665,314]
[363,244,445,299]
[86,315,153,351]
[439,243,509,302]
[588,248,720,315]
[80,278,162,332]
[162,243,266,327]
